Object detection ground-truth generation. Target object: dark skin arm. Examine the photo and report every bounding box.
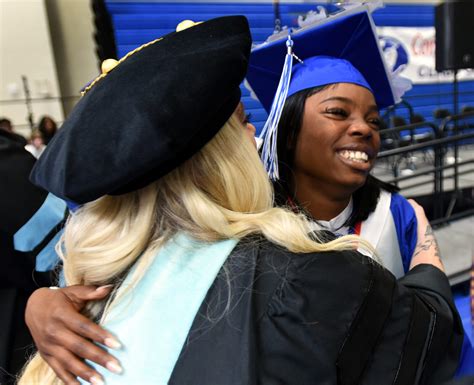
[25,285,122,385]
[407,199,445,272]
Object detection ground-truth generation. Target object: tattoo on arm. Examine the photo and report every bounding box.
[413,224,442,261]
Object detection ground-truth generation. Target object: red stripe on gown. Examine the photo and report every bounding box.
[354,221,362,235]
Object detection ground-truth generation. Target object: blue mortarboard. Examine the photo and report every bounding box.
[247,7,395,111]
[246,6,396,179]
[288,56,373,100]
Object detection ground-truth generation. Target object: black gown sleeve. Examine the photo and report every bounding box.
[397,264,464,384]
[258,250,463,385]
[256,248,389,385]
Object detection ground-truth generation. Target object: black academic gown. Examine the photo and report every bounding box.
[169,238,463,385]
[0,131,57,384]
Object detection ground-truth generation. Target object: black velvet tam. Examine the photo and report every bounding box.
[30,16,251,204]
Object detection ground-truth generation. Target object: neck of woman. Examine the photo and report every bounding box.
[291,175,355,221]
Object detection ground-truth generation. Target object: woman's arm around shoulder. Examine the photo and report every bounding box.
[25,285,122,384]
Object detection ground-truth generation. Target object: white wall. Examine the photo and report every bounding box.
[45,0,98,117]
[0,0,64,137]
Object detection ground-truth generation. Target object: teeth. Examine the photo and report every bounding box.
[339,150,369,163]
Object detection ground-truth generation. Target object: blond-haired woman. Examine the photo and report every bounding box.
[21,16,461,385]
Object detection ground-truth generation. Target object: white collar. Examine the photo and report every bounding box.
[309,197,353,235]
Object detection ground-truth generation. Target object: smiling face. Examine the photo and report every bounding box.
[293,83,381,197]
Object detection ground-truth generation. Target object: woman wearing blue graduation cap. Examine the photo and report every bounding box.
[246,5,416,279]
[20,14,462,385]
[247,6,474,376]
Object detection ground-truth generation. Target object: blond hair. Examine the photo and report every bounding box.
[19,113,373,384]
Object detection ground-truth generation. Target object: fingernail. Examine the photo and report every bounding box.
[90,376,105,385]
[96,284,114,291]
[106,361,123,374]
[104,337,122,350]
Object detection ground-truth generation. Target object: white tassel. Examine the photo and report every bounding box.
[259,36,295,180]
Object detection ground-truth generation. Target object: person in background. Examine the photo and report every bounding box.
[0,117,27,146]
[38,115,58,145]
[20,14,462,385]
[0,127,66,384]
[0,117,13,132]
[25,129,46,159]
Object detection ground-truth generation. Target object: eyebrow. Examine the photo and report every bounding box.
[320,96,352,104]
[320,96,379,114]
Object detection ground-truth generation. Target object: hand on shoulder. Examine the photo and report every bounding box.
[25,285,122,384]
